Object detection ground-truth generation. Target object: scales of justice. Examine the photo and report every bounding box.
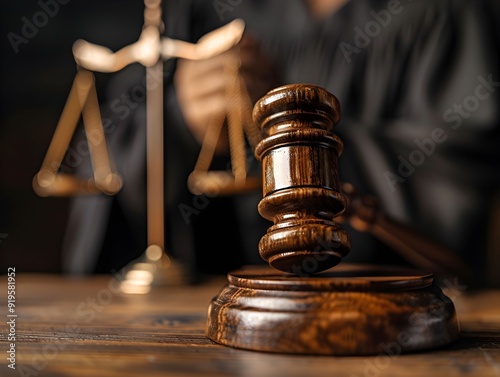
[33,0,467,355]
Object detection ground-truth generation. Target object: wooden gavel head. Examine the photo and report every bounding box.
[253,84,351,274]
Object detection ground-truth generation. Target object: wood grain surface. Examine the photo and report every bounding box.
[206,264,459,355]
[0,272,499,377]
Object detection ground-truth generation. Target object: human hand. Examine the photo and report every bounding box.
[174,33,280,153]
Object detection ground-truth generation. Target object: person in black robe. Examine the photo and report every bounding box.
[61,0,500,287]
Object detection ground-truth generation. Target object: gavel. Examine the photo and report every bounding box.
[253,83,351,274]
[207,84,460,355]
[253,84,472,283]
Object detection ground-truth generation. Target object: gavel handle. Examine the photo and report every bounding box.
[367,215,474,284]
[339,183,474,284]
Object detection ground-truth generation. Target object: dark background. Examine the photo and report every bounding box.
[1,1,499,281]
[0,1,146,272]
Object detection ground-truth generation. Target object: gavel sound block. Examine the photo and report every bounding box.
[206,84,459,355]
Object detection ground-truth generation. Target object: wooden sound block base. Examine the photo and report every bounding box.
[206,264,460,355]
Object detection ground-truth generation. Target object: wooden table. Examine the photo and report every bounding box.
[1,271,499,377]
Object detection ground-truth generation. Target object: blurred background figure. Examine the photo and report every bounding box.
[1,0,499,287]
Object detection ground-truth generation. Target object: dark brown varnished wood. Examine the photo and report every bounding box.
[253,84,350,273]
[1,273,499,376]
[207,264,459,355]
[206,84,460,355]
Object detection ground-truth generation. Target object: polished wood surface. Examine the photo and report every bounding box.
[0,273,499,376]
[206,264,459,355]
